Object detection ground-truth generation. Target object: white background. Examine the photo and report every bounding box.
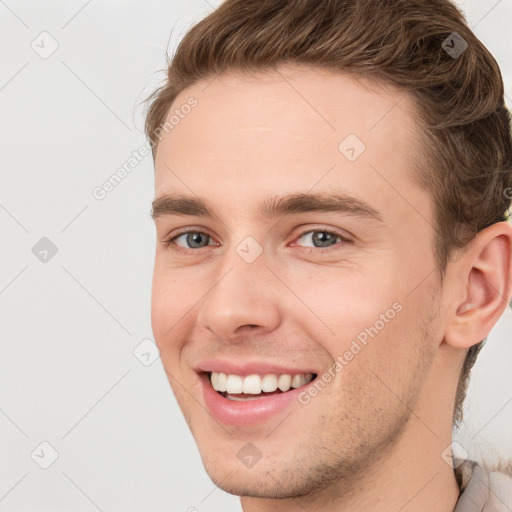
[0,1,511,510]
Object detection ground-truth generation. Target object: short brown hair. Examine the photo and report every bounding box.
[144,0,512,427]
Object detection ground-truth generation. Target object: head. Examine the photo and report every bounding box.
[145,0,512,501]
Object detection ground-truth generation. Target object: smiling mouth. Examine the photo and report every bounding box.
[208,371,317,401]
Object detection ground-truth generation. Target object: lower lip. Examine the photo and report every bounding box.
[200,373,310,426]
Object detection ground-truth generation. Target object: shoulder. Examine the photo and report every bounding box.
[453,458,512,512]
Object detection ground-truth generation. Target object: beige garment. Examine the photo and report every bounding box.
[453,458,512,511]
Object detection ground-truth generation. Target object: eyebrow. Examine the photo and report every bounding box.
[151,192,384,223]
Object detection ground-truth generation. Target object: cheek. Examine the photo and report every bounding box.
[322,317,423,444]
[150,261,199,354]
[291,266,424,396]
[328,297,433,427]
[292,268,401,347]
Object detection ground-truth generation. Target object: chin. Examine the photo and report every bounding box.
[203,465,314,500]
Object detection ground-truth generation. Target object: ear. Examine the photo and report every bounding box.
[444,221,512,349]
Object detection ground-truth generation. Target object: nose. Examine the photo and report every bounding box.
[196,247,282,341]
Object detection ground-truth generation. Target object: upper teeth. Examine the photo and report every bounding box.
[210,372,314,394]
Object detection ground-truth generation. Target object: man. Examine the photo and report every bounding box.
[145,0,512,510]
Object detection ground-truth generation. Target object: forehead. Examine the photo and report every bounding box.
[153,65,428,228]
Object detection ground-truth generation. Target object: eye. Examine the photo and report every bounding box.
[164,229,217,252]
[291,229,350,249]
[162,227,351,254]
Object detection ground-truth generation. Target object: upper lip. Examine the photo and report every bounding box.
[196,359,318,377]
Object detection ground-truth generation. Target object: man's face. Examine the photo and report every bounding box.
[151,65,444,498]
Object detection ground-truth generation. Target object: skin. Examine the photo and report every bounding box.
[150,64,512,511]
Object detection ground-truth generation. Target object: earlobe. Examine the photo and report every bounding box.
[444,222,512,350]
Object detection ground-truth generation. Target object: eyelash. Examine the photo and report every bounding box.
[162,227,351,254]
